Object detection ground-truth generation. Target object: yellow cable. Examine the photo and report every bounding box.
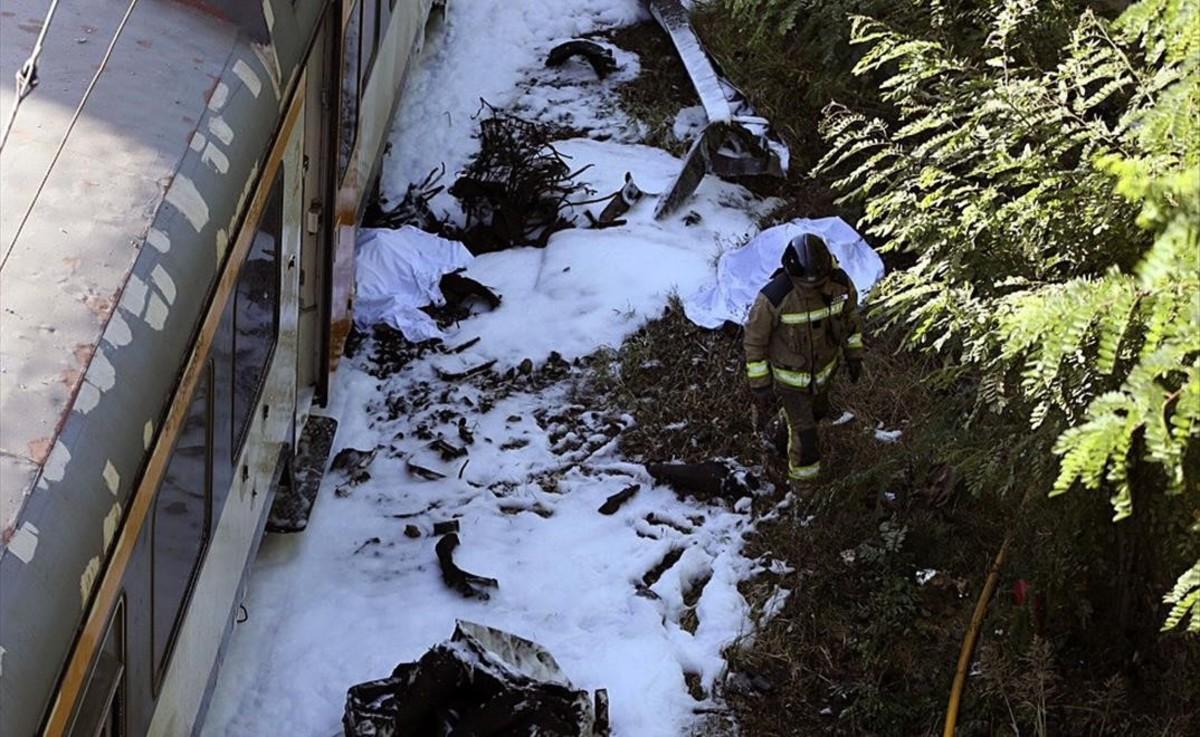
[943,536,1011,737]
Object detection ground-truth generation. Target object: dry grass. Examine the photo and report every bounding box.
[585,300,1198,736]
[584,299,999,735]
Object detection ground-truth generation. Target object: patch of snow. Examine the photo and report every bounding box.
[874,423,903,444]
[733,496,752,513]
[201,1,781,734]
[203,374,757,737]
[759,587,791,625]
[512,41,644,143]
[381,0,649,216]
[831,410,855,426]
[672,104,707,142]
[767,558,795,576]
[446,138,772,366]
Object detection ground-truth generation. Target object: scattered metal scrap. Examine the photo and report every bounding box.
[545,39,619,78]
[442,271,502,310]
[391,501,442,520]
[447,336,482,354]
[353,537,382,556]
[332,447,379,496]
[584,172,648,229]
[433,519,461,536]
[343,621,610,737]
[428,437,467,461]
[436,533,499,600]
[407,460,447,481]
[435,359,498,382]
[647,0,789,218]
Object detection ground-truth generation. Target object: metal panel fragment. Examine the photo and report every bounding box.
[648,0,790,218]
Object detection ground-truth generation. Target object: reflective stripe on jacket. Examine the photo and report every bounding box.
[743,268,864,390]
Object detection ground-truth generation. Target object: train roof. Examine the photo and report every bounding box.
[0,1,327,732]
[1,0,243,540]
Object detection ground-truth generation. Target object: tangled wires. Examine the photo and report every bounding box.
[449,100,596,253]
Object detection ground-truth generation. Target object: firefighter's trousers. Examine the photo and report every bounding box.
[778,387,828,481]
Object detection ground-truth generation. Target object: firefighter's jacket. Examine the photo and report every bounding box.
[743,269,864,392]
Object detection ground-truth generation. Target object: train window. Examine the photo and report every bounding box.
[153,362,213,689]
[338,0,361,182]
[231,172,282,455]
[70,598,126,737]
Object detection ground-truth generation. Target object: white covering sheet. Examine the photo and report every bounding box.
[684,217,885,329]
[354,226,475,341]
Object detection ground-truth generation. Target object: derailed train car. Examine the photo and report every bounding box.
[0,1,443,735]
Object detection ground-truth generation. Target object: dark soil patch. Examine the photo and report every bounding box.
[601,22,698,155]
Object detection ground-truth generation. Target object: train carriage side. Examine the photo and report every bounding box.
[0,2,441,736]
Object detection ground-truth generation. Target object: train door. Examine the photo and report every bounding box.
[298,7,337,410]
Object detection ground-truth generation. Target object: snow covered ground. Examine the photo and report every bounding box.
[201,2,783,735]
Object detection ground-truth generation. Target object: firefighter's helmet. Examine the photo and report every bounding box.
[782,233,833,285]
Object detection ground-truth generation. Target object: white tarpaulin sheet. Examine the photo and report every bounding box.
[683,217,885,329]
[355,226,474,341]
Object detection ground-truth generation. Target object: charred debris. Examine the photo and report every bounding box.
[367,99,656,254]
[366,101,619,255]
[344,621,610,737]
[367,5,788,251]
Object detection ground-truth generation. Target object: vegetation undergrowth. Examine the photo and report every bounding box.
[598,300,1196,735]
[609,0,1198,733]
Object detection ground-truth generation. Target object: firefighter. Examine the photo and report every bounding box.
[743,233,864,489]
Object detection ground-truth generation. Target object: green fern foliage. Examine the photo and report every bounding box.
[816,0,1200,630]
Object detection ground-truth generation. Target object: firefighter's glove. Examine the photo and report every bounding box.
[847,359,863,384]
[751,386,773,430]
